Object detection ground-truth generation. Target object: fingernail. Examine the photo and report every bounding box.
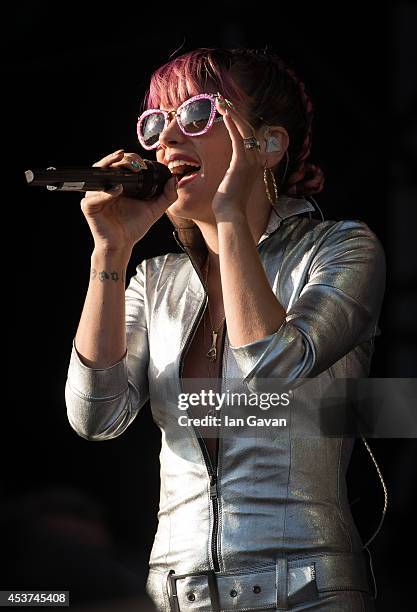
[113,149,125,155]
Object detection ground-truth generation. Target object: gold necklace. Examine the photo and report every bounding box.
[203,256,225,363]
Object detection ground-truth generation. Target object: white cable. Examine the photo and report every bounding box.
[360,436,388,548]
[360,436,389,601]
[363,543,378,600]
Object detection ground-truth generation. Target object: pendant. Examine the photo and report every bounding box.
[206,330,218,362]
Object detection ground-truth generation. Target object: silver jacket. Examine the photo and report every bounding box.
[65,196,386,611]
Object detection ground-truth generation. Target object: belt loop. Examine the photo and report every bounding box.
[166,569,180,612]
[207,570,221,612]
[275,555,288,610]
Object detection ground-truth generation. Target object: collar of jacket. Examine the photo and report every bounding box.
[166,195,315,271]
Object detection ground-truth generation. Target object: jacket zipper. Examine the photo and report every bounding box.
[172,222,280,572]
[210,324,227,572]
[173,229,223,572]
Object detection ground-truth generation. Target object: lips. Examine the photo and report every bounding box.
[176,171,200,188]
[164,153,201,184]
[161,152,202,188]
[166,153,201,165]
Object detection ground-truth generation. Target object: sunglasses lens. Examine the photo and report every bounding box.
[140,112,165,147]
[180,98,213,134]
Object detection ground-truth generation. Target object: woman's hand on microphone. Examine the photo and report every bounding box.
[80,149,177,254]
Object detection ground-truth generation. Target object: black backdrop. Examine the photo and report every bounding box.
[2,2,417,610]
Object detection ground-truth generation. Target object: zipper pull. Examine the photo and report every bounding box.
[210,474,217,499]
[210,476,218,499]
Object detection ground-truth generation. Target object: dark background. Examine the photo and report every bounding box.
[2,1,417,610]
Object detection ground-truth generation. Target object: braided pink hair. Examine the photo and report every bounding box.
[145,48,325,197]
[280,65,325,196]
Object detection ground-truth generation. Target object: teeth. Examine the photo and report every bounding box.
[168,159,200,172]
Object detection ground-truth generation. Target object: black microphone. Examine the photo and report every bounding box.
[24,160,173,200]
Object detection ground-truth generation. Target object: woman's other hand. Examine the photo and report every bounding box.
[211,98,263,221]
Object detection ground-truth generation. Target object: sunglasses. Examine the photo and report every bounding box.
[137,93,224,150]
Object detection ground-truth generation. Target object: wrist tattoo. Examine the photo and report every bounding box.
[90,268,124,282]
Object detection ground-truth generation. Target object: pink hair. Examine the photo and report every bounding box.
[143,48,324,197]
[144,50,251,111]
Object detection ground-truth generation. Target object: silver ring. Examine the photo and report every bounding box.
[243,136,261,151]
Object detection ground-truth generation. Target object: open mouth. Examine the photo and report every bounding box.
[170,163,202,186]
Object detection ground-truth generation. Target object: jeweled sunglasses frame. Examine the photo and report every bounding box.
[137,93,224,150]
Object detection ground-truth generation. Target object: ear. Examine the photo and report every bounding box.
[258,126,289,168]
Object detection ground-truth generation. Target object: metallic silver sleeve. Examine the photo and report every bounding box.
[65,260,150,440]
[228,220,386,390]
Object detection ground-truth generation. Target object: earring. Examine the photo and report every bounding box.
[263,167,279,209]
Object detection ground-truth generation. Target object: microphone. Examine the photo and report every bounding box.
[24,160,172,200]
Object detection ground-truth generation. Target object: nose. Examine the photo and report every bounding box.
[159,113,186,147]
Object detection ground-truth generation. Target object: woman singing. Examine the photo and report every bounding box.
[65,48,386,611]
